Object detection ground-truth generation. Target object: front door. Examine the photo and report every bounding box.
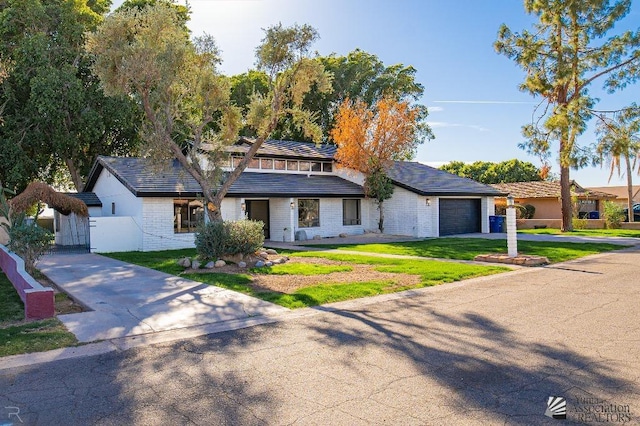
[246,200,270,239]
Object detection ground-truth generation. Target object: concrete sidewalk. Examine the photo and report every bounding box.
[38,254,288,343]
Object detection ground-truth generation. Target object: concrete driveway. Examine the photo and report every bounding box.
[38,254,288,342]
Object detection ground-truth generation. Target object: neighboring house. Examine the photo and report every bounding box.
[79,139,503,252]
[491,181,617,219]
[586,185,640,207]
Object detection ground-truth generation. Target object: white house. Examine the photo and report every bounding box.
[78,139,503,252]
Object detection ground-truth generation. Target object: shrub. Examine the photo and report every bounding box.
[225,220,265,256]
[572,217,588,230]
[8,215,53,274]
[603,201,625,229]
[194,221,226,260]
[195,220,265,261]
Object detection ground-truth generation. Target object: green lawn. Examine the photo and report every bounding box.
[313,237,624,263]
[519,228,640,238]
[252,262,353,275]
[0,273,78,357]
[107,250,509,309]
[106,248,196,274]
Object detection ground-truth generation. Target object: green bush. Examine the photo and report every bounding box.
[195,220,265,260]
[572,217,588,230]
[8,216,53,274]
[225,220,265,256]
[194,221,226,260]
[603,201,626,229]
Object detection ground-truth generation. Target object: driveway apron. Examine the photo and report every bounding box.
[38,254,288,343]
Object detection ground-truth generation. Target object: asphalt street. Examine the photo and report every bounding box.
[1,246,639,425]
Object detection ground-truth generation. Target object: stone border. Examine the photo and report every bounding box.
[0,244,54,319]
[474,253,549,266]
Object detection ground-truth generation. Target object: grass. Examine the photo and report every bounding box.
[106,248,197,274]
[0,273,25,323]
[313,237,624,263]
[519,228,640,238]
[251,263,353,275]
[0,272,78,357]
[0,319,78,357]
[108,250,509,309]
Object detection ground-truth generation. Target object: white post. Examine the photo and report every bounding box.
[289,198,295,242]
[506,194,518,257]
[240,198,246,220]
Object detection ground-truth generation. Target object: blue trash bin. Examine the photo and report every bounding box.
[496,215,505,233]
[588,211,599,219]
[489,216,503,233]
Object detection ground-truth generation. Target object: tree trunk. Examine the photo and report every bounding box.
[65,158,84,192]
[378,200,384,233]
[559,165,573,232]
[625,154,634,222]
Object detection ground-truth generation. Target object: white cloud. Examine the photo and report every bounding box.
[427,106,444,112]
[426,121,489,132]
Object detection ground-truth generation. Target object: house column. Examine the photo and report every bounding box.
[240,198,246,220]
[289,197,296,242]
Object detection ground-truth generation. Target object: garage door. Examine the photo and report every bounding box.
[439,199,481,236]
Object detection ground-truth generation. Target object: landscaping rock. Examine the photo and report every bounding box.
[265,249,278,255]
[222,253,244,264]
[255,260,265,268]
[238,261,247,268]
[338,233,348,238]
[265,261,273,267]
[214,260,226,268]
[191,260,201,270]
[272,257,286,264]
[177,257,191,268]
[204,261,216,269]
[313,235,322,240]
[295,230,307,241]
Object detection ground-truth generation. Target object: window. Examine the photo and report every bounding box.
[299,161,310,171]
[343,199,361,225]
[323,162,333,172]
[274,159,286,170]
[174,199,204,233]
[111,202,116,215]
[260,158,273,169]
[248,158,260,169]
[298,199,320,228]
[287,160,299,171]
[311,162,322,172]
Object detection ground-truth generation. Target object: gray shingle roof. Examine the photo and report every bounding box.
[226,138,336,160]
[65,192,102,207]
[386,161,505,196]
[85,156,363,198]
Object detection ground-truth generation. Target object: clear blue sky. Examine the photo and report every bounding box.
[113,0,640,188]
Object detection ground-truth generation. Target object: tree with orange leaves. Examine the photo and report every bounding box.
[331,95,431,231]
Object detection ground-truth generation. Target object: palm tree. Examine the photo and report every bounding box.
[595,106,640,222]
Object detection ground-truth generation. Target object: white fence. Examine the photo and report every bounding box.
[90,216,142,253]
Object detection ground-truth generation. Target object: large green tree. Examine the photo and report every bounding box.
[440,159,543,184]
[495,0,640,231]
[595,105,640,221]
[230,48,428,142]
[0,0,141,192]
[90,5,330,221]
